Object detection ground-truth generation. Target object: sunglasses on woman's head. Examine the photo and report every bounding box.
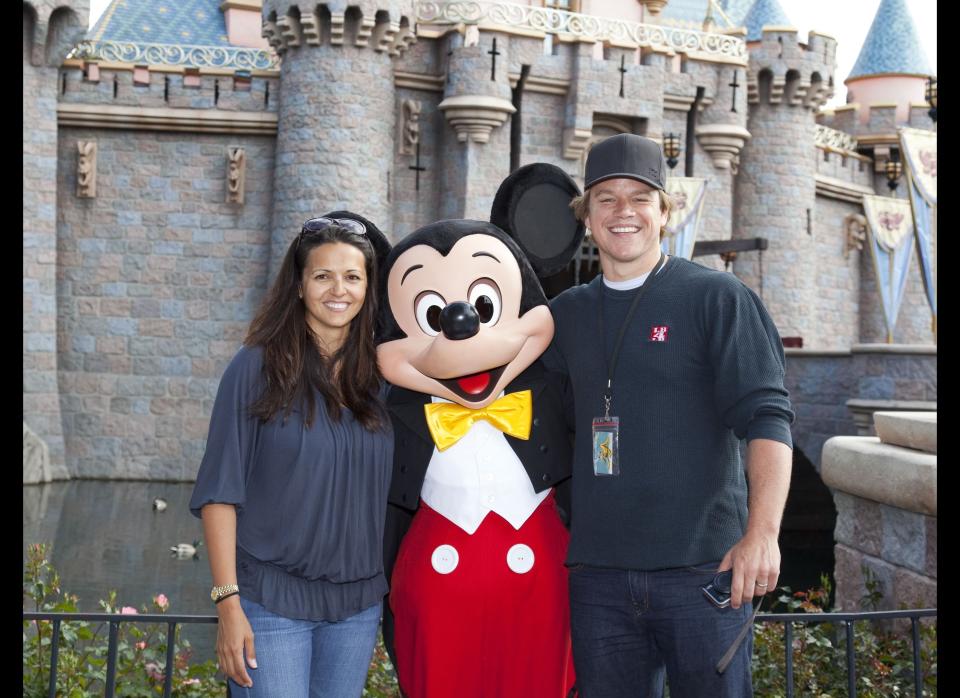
[296,217,368,251]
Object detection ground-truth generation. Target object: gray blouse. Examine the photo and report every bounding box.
[189,345,393,621]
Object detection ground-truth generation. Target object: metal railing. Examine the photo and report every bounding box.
[22,611,219,698]
[415,0,748,63]
[24,607,936,697]
[756,608,937,698]
[67,40,280,71]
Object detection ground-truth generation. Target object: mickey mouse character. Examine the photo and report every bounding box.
[377,165,584,698]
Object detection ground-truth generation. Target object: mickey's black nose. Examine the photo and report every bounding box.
[439,301,479,340]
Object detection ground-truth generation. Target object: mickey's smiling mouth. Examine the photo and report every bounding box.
[437,364,507,402]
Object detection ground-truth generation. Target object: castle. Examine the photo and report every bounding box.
[23,0,935,608]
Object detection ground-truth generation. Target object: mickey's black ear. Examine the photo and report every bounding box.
[323,210,392,269]
[490,164,584,277]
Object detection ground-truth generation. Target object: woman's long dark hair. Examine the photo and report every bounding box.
[245,224,385,430]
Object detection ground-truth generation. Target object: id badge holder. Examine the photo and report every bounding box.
[591,415,620,477]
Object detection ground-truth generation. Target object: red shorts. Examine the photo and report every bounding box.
[391,494,575,698]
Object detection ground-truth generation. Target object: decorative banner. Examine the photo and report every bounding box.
[661,177,708,259]
[899,127,936,205]
[899,127,937,333]
[862,195,915,343]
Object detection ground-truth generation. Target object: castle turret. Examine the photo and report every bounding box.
[436,27,516,221]
[733,9,836,347]
[23,0,90,483]
[845,0,933,126]
[262,0,414,272]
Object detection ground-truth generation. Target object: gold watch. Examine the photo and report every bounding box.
[210,584,239,603]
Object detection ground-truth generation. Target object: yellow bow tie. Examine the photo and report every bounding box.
[423,390,533,452]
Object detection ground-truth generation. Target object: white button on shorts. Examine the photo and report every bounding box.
[506,543,535,574]
[431,544,459,574]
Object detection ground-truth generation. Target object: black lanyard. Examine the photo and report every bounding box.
[598,253,667,417]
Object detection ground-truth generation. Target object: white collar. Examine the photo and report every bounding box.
[602,256,668,290]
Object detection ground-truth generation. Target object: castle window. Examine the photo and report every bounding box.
[543,0,578,11]
[234,70,252,92]
[184,68,201,88]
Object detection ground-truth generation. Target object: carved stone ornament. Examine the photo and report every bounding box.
[844,213,867,259]
[23,421,52,485]
[400,100,423,155]
[227,147,246,204]
[438,95,516,144]
[815,124,858,153]
[694,124,751,170]
[77,141,97,198]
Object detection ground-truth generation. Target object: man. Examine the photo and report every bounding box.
[542,133,794,696]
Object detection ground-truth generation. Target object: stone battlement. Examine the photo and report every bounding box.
[261,1,416,55]
[57,62,279,115]
[817,102,935,136]
[746,28,836,109]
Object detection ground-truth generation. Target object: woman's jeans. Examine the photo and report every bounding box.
[569,563,754,698]
[227,596,382,698]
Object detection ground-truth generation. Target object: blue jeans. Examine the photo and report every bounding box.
[228,596,381,698]
[568,563,753,698]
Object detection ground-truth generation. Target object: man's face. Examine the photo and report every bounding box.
[584,178,668,275]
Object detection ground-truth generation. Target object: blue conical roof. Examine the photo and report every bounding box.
[848,0,933,80]
[88,0,229,46]
[743,0,793,41]
[659,0,755,30]
[721,0,756,26]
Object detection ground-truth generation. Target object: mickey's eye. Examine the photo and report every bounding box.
[468,279,501,326]
[414,292,446,336]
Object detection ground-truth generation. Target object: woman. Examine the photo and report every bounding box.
[189,213,393,697]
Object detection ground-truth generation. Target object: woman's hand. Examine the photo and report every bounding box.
[215,595,258,687]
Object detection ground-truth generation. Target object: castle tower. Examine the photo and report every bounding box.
[262,0,415,273]
[23,0,90,482]
[845,0,933,126]
[733,0,835,347]
[435,28,516,221]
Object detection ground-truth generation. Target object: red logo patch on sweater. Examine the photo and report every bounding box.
[649,326,669,342]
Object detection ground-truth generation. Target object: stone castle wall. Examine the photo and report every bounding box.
[55,127,276,479]
[22,7,937,480]
[24,0,90,480]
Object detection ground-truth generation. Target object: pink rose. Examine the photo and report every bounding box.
[154,593,169,610]
[120,606,138,615]
[145,662,165,681]
[135,641,147,650]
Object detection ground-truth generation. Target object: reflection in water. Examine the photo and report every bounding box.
[23,481,217,661]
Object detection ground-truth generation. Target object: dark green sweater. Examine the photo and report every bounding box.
[543,257,794,570]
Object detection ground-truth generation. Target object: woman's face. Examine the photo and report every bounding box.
[300,242,368,344]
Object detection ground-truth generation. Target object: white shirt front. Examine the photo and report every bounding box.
[420,396,550,535]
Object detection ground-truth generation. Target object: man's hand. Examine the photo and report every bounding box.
[717,437,792,608]
[718,529,780,609]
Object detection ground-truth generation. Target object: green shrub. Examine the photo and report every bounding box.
[23,543,221,698]
[24,545,934,697]
[23,543,401,697]
[752,573,937,697]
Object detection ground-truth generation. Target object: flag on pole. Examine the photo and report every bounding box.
[899,127,937,333]
[862,195,915,343]
[661,177,708,260]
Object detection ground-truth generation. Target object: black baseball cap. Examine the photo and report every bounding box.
[584,134,667,192]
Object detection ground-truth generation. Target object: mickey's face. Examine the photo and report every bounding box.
[378,234,554,409]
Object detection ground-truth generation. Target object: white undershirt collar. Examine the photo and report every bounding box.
[602,255,669,290]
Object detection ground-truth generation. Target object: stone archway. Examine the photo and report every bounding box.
[778,448,838,601]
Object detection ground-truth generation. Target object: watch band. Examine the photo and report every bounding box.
[214,591,240,605]
[210,583,239,603]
